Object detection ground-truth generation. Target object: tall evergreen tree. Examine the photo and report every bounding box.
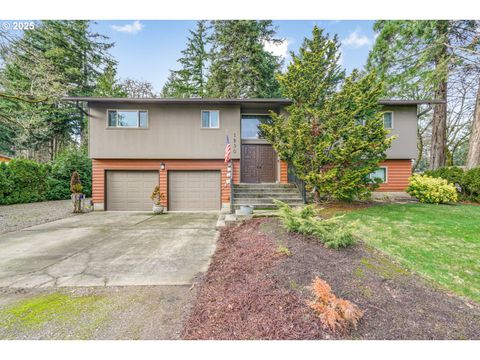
[93,63,126,97]
[207,20,282,98]
[162,20,210,98]
[368,20,479,170]
[0,21,116,158]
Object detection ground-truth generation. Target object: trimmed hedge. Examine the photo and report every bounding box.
[0,148,91,205]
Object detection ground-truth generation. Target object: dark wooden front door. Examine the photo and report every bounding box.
[241,144,276,183]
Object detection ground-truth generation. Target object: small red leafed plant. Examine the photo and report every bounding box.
[308,276,363,334]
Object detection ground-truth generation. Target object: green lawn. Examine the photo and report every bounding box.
[342,203,480,303]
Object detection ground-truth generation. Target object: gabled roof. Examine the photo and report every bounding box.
[62,97,444,106]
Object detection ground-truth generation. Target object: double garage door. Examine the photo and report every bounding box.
[106,170,220,211]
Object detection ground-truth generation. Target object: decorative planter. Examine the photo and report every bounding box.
[239,205,254,215]
[153,204,164,214]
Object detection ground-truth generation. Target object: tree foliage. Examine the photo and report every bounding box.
[162,21,210,98]
[368,20,480,170]
[206,20,282,98]
[0,21,116,159]
[277,26,344,107]
[120,78,156,98]
[261,27,392,201]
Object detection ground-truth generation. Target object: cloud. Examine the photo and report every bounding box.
[111,21,144,34]
[342,29,371,48]
[263,39,290,59]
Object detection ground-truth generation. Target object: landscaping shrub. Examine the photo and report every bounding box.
[0,162,13,204]
[0,158,50,204]
[463,167,480,202]
[46,147,92,200]
[424,166,465,193]
[406,174,458,204]
[0,147,92,205]
[308,276,363,334]
[275,200,356,249]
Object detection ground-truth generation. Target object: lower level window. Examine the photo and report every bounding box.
[108,110,148,128]
[369,167,387,183]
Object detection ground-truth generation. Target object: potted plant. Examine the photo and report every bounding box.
[150,185,166,214]
[70,171,84,213]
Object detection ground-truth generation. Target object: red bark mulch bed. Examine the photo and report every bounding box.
[183,218,480,340]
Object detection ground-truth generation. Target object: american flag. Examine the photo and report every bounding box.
[224,135,231,163]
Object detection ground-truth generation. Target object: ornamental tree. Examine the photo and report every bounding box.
[261,26,394,202]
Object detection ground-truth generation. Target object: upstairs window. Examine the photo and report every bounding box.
[201,110,220,128]
[241,115,271,139]
[108,110,148,128]
[383,112,393,129]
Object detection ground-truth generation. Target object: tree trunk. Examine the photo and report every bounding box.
[430,80,447,170]
[429,21,449,170]
[466,79,480,169]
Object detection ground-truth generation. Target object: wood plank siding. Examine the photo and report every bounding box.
[377,159,412,191]
[92,159,240,209]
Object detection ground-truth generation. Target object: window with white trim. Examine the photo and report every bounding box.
[383,112,393,129]
[368,167,387,183]
[201,110,220,128]
[108,110,148,128]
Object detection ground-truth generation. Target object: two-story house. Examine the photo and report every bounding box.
[65,97,437,212]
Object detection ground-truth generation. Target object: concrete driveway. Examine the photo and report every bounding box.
[0,212,219,288]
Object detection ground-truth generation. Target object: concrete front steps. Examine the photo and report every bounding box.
[232,183,304,210]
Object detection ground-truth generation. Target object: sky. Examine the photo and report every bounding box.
[91,20,376,92]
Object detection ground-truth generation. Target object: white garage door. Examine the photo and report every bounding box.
[106,170,158,211]
[168,171,221,211]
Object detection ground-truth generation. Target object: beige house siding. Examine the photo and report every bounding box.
[88,102,418,161]
[382,105,418,160]
[89,103,241,159]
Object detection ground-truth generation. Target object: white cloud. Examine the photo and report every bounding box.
[263,39,290,59]
[342,29,371,48]
[111,20,144,35]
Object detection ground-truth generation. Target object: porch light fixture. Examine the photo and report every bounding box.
[160,162,165,171]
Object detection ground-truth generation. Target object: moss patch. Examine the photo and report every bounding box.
[0,292,107,334]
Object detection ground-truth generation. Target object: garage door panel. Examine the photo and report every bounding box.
[107,170,158,211]
[169,171,220,211]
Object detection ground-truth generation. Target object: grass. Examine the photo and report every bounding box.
[0,292,108,336]
[341,203,480,303]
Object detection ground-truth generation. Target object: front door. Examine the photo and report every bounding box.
[241,144,276,183]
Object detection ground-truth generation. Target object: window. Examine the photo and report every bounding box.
[107,110,148,128]
[368,167,387,183]
[383,112,393,129]
[241,115,271,139]
[201,110,220,128]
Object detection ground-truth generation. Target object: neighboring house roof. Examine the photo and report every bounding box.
[63,97,444,106]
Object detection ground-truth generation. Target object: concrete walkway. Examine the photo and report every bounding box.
[0,212,219,288]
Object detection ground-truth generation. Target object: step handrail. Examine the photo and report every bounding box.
[287,164,307,204]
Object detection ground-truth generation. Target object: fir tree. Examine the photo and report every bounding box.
[162,20,210,98]
[206,20,282,98]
